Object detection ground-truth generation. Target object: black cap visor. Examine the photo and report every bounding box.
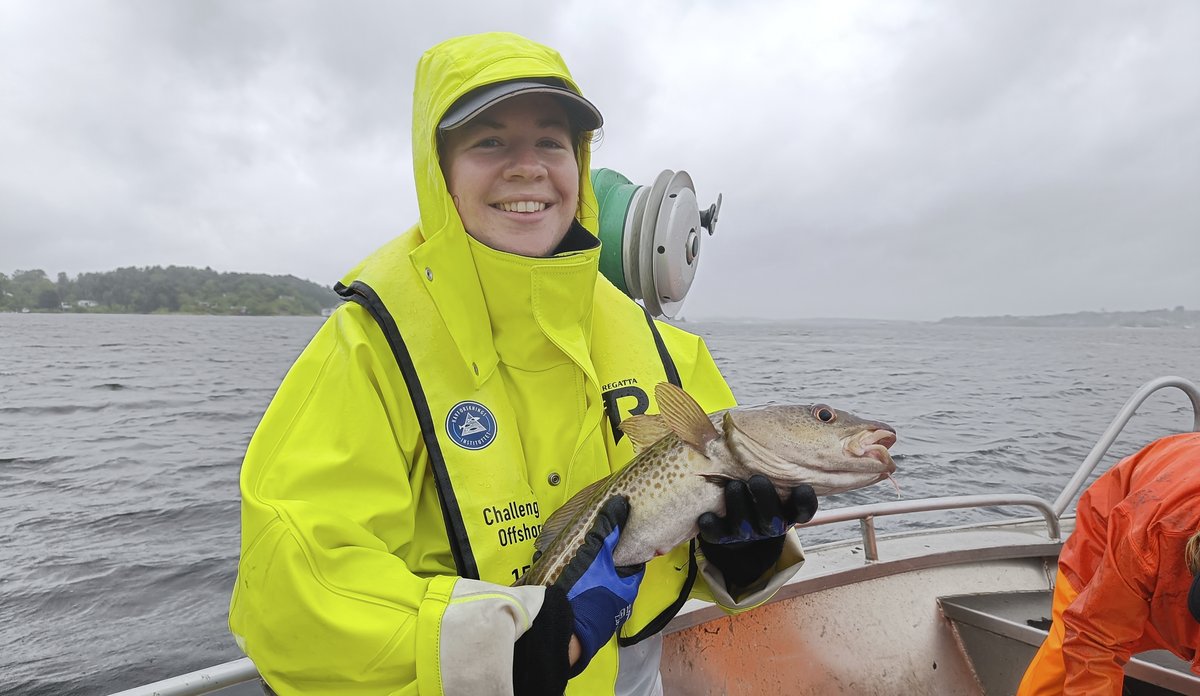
[438,79,603,132]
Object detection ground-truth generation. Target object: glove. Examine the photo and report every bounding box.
[697,475,817,589]
[512,585,572,696]
[554,495,645,677]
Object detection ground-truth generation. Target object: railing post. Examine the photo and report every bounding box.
[860,515,879,561]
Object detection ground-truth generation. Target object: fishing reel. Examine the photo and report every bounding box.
[592,168,721,319]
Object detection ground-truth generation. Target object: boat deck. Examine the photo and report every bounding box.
[661,518,1200,695]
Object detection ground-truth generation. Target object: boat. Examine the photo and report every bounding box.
[106,374,1200,695]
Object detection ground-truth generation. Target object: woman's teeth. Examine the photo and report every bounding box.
[494,201,546,213]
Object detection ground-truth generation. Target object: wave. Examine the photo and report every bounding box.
[0,398,206,417]
[0,454,69,468]
[0,402,114,415]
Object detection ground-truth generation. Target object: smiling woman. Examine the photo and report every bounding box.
[227,31,811,696]
[439,92,581,257]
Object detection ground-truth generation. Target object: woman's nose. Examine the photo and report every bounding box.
[504,146,546,179]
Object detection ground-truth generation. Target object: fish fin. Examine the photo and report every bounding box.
[619,414,671,453]
[534,475,614,554]
[654,382,720,454]
[721,411,739,439]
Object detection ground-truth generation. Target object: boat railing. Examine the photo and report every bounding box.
[800,375,1200,561]
[108,658,260,696]
[1050,375,1200,516]
[106,375,1200,696]
[806,494,1062,561]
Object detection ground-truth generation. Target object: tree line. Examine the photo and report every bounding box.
[1,266,339,315]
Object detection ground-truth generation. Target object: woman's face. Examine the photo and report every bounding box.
[440,93,580,257]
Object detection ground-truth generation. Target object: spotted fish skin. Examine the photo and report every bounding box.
[515,383,897,587]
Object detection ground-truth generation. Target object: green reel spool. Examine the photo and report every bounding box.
[591,167,721,319]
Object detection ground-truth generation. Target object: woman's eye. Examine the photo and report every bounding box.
[474,137,503,148]
[538,138,566,149]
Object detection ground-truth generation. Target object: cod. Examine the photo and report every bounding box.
[517,382,898,586]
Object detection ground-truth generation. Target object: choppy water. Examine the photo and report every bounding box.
[1,314,1196,695]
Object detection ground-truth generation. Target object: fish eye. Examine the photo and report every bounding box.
[813,405,836,423]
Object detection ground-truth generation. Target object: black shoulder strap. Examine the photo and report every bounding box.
[642,309,681,387]
[335,281,480,580]
[619,541,698,646]
[618,311,696,645]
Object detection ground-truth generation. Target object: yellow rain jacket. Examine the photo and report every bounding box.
[229,32,805,696]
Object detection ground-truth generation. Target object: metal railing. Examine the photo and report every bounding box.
[107,658,260,696]
[107,375,1200,695]
[805,494,1063,561]
[1051,376,1200,516]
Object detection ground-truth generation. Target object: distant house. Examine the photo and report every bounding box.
[60,302,72,310]
[321,307,336,317]
[76,300,99,308]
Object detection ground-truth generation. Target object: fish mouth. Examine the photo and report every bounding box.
[843,428,898,473]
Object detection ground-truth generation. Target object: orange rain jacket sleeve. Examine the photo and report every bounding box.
[1057,432,1200,694]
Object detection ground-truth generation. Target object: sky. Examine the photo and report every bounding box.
[1,1,1197,321]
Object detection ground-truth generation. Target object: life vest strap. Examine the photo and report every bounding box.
[335,280,480,580]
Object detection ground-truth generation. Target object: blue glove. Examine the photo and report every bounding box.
[553,495,645,676]
[697,475,817,589]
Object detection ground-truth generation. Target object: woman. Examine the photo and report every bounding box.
[229,32,813,696]
[1017,432,1200,695]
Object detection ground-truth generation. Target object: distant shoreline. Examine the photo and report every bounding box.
[937,308,1196,328]
[2,308,329,317]
[678,308,1197,328]
[6,304,1195,327]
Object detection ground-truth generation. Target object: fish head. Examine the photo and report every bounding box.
[721,403,897,496]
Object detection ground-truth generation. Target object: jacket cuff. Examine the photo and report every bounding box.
[417,577,550,696]
[699,532,805,612]
[512,585,572,695]
[698,535,786,589]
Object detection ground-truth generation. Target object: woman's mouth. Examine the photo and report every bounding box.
[492,201,548,213]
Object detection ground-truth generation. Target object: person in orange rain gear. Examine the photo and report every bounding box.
[1017,431,1200,695]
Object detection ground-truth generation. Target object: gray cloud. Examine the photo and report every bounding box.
[2,0,1196,320]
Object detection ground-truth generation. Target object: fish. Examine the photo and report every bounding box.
[515,382,898,586]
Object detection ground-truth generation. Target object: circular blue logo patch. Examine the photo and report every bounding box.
[445,401,498,451]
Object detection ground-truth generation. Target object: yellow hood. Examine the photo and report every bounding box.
[412,31,600,245]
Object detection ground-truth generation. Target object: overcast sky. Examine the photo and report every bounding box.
[1,1,1196,321]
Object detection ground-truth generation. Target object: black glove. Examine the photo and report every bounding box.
[697,475,817,589]
[513,585,572,696]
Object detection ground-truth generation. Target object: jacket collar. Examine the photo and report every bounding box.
[466,223,600,378]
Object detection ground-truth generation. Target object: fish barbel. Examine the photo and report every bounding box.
[516,382,898,586]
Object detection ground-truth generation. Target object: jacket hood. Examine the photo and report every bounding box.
[412,32,600,245]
